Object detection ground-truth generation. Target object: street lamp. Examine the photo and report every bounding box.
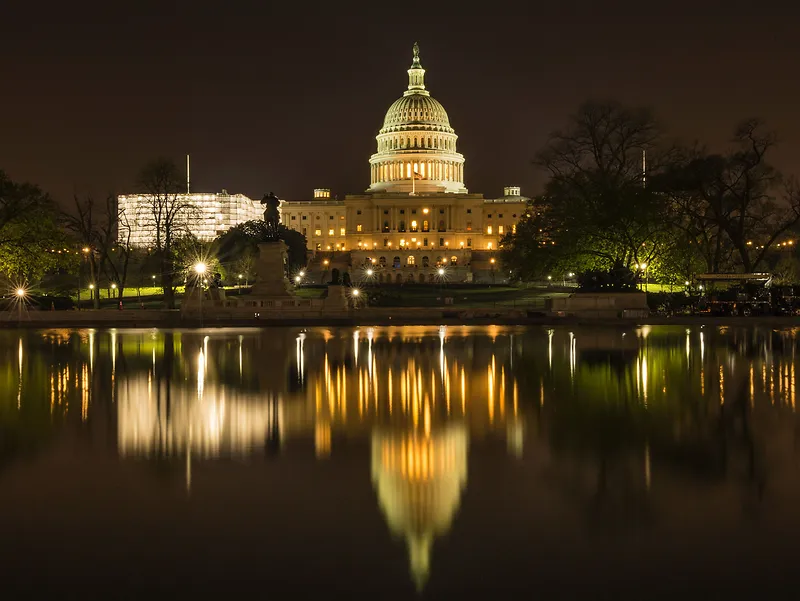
[295,275,302,284]
[15,287,26,323]
[489,257,496,284]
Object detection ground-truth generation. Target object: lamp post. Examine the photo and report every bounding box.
[322,258,330,284]
[16,287,25,324]
[489,257,496,284]
[194,262,207,325]
[638,263,649,292]
[88,284,95,307]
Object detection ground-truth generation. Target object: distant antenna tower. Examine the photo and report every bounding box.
[642,149,646,188]
[186,154,191,193]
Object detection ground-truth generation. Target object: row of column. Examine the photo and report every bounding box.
[371,160,463,184]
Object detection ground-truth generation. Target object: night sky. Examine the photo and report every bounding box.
[3,2,800,206]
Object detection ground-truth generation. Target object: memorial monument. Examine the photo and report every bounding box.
[250,192,293,298]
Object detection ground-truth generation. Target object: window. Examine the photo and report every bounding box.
[356,224,362,232]
[422,220,429,232]
[393,256,401,268]
[487,226,493,235]
[380,256,387,266]
[384,238,389,247]
[407,256,415,265]
[400,209,405,215]
[357,210,362,215]
[467,209,472,214]
[340,227,346,236]
[412,209,417,214]
[439,209,445,214]
[291,215,296,220]
[329,215,334,220]
[328,228,335,236]
[422,256,430,267]
[467,237,472,247]
[512,214,517,218]
[316,215,320,219]
[487,242,493,249]
[499,214,503,218]
[383,221,390,232]
[450,256,458,266]
[302,228,307,236]
[315,229,322,236]
[512,224,517,234]
[466,221,472,231]
[498,225,504,235]
[487,214,492,219]
[302,215,307,220]
[340,215,345,220]
[438,220,445,231]
[399,220,406,232]
[384,209,389,215]
[410,220,418,232]
[439,237,444,246]
[316,243,321,251]
[423,238,428,247]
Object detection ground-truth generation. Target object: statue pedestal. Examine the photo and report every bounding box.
[251,242,292,297]
[323,285,350,311]
[182,285,204,310]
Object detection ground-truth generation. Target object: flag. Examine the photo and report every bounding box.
[412,169,423,180]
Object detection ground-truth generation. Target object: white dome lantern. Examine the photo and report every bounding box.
[368,43,467,194]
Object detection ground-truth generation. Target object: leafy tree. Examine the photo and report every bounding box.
[504,102,673,281]
[0,171,71,284]
[216,219,307,279]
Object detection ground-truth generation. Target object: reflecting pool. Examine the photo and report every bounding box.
[2,325,800,599]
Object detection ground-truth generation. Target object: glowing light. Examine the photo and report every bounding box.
[295,275,302,283]
[15,288,25,297]
[88,284,95,290]
[111,283,117,289]
[194,262,207,274]
[299,270,305,277]
[351,288,360,297]
[437,268,445,276]
[366,268,374,276]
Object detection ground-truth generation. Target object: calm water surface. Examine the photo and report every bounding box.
[2,325,800,599]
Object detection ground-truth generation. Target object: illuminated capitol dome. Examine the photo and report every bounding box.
[371,425,469,590]
[369,42,466,194]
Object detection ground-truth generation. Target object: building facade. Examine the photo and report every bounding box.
[279,44,529,284]
[118,190,262,247]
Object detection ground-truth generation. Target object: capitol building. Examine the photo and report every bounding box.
[280,44,529,284]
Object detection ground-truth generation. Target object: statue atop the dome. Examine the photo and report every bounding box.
[260,192,281,240]
[413,41,420,60]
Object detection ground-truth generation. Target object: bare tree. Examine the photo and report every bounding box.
[99,194,133,301]
[64,195,102,308]
[675,120,800,272]
[133,158,195,309]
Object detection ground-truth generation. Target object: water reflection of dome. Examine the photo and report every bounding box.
[371,424,468,591]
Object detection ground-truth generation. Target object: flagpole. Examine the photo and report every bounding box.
[411,163,415,196]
